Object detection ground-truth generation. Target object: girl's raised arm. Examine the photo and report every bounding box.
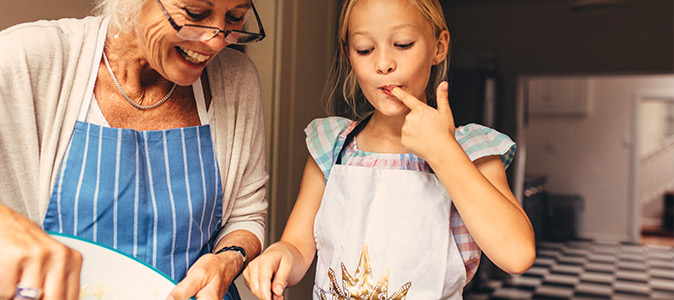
[244,157,326,300]
[392,83,536,274]
[433,150,536,274]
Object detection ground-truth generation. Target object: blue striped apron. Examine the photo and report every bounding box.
[41,19,239,299]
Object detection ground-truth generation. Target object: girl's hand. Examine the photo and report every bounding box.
[243,242,295,300]
[390,81,456,163]
[167,251,243,300]
[0,205,83,300]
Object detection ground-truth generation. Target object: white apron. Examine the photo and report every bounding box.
[313,116,467,300]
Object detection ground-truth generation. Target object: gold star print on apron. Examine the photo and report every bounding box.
[321,245,411,300]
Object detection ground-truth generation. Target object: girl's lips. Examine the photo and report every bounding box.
[380,85,401,91]
[381,88,395,97]
[380,85,402,97]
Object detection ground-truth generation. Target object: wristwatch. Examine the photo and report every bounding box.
[214,245,246,263]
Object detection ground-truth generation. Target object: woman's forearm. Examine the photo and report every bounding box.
[215,229,263,273]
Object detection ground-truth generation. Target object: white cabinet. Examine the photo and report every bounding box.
[528,77,591,116]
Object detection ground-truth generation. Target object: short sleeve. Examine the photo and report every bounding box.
[455,123,516,169]
[304,117,355,180]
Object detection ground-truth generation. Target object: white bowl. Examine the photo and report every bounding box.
[50,232,176,300]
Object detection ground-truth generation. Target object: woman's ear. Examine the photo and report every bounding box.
[433,29,450,65]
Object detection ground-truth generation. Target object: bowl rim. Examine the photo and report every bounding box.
[47,231,178,285]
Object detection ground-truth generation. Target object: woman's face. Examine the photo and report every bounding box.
[135,0,251,86]
[347,0,444,117]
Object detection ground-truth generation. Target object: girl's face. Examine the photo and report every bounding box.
[135,0,251,85]
[347,0,447,117]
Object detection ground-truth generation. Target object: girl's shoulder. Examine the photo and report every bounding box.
[455,123,517,169]
[304,117,357,179]
[305,116,355,137]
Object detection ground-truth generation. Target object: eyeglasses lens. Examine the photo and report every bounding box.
[177,9,262,44]
[177,27,219,41]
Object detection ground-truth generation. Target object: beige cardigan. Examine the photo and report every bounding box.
[0,16,268,245]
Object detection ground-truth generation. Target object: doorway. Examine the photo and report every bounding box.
[632,95,674,246]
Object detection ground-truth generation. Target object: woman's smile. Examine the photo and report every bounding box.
[176,46,211,64]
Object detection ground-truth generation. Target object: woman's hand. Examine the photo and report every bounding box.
[390,81,456,163]
[243,242,296,300]
[167,250,243,300]
[0,205,83,300]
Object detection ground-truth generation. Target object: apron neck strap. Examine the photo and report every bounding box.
[192,77,209,125]
[335,113,372,165]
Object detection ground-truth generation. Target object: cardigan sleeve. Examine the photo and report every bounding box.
[0,17,102,222]
[210,49,269,248]
[219,97,269,246]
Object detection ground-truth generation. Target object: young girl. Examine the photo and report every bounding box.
[244,0,535,299]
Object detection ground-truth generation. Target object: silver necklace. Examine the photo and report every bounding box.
[102,51,176,110]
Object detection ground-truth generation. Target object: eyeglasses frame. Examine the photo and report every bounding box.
[154,0,265,43]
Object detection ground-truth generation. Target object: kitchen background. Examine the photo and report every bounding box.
[2,0,673,299]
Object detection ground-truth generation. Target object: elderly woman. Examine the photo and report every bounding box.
[0,0,268,299]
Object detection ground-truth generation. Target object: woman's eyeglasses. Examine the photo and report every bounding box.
[155,0,265,44]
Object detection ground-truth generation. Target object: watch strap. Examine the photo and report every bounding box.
[214,245,246,262]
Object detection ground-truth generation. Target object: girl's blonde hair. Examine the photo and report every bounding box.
[325,0,450,119]
[93,0,145,35]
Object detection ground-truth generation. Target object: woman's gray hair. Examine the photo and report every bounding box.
[93,0,145,34]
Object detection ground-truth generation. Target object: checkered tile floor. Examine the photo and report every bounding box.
[464,240,674,299]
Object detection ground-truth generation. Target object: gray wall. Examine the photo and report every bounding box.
[525,75,674,241]
[444,0,674,136]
